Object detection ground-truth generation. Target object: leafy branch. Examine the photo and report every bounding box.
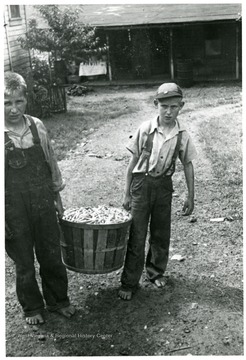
[18,5,107,62]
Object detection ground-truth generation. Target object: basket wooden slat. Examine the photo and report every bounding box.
[59,217,132,274]
[113,227,128,269]
[104,229,117,270]
[95,229,108,271]
[83,229,94,271]
[73,227,84,269]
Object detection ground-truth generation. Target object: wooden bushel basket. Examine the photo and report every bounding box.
[59,217,132,274]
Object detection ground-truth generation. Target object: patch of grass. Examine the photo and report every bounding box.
[199,111,242,182]
[198,107,242,215]
[43,95,140,160]
[182,83,242,113]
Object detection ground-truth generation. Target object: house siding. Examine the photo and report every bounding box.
[4,5,31,73]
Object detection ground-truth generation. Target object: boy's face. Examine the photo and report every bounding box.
[157,96,184,125]
[4,89,27,127]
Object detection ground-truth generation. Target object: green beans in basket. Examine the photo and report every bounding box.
[62,205,131,225]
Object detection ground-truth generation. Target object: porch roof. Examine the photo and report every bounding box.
[26,4,242,29]
[80,3,242,28]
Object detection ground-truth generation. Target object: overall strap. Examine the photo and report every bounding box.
[163,130,182,176]
[171,130,182,164]
[144,131,155,174]
[5,132,13,148]
[137,122,154,172]
[5,132,13,176]
[25,115,41,145]
[26,115,51,173]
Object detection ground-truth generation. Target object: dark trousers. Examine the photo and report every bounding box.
[5,185,70,317]
[121,174,173,291]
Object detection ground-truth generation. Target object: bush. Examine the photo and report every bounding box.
[31,56,51,87]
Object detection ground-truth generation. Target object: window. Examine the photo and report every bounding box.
[205,25,221,57]
[9,5,21,19]
[205,39,221,56]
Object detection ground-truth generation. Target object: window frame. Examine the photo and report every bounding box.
[9,5,21,20]
[8,5,22,26]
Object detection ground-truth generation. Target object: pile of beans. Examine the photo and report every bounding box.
[62,205,131,225]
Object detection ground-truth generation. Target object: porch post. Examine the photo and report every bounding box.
[170,28,174,80]
[235,24,239,80]
[106,33,112,81]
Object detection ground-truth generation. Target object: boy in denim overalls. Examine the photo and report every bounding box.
[119,83,197,300]
[5,72,75,324]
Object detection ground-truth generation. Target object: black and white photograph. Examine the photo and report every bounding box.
[4,1,243,357]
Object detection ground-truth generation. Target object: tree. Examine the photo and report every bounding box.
[17,5,107,115]
[18,5,107,63]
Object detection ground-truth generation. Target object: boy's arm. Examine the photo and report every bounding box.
[182,161,195,215]
[34,117,65,193]
[32,118,65,218]
[123,154,139,210]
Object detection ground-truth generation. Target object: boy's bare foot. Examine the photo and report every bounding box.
[26,313,44,325]
[56,304,76,318]
[118,289,132,300]
[154,277,167,288]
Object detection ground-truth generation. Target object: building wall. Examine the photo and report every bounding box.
[4,5,31,73]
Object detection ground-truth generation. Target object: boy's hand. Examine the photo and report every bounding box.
[182,197,194,216]
[55,201,64,218]
[54,192,64,218]
[123,194,131,211]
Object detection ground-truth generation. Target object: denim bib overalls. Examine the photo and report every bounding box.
[5,116,69,317]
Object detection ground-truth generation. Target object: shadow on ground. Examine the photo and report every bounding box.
[28,275,243,356]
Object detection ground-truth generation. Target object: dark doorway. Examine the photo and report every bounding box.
[108,30,132,79]
[149,28,170,77]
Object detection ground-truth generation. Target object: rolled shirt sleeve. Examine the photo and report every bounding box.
[126,120,151,157]
[179,130,197,165]
[126,128,142,157]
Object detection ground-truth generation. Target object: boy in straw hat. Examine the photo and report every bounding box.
[119,82,197,300]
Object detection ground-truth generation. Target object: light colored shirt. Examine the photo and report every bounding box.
[127,116,197,176]
[4,115,65,192]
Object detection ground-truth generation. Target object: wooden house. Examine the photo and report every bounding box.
[25,4,242,85]
[4,5,31,73]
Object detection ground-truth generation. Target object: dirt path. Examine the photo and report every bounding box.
[60,91,154,208]
[5,87,243,356]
